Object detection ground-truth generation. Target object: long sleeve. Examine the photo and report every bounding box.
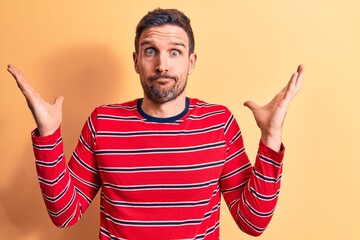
[32,109,101,228]
[220,114,284,236]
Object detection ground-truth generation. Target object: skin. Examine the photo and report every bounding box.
[133,24,197,118]
[244,64,304,151]
[7,24,304,151]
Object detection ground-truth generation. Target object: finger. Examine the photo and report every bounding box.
[283,73,298,101]
[7,64,25,81]
[7,64,21,82]
[7,64,39,100]
[295,64,304,89]
[54,96,64,109]
[283,64,304,101]
[7,64,30,90]
[280,70,297,95]
[243,100,259,111]
[288,64,304,95]
[297,64,304,74]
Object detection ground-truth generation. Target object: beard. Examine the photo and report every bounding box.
[142,73,187,104]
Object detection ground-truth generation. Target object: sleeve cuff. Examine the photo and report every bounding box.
[258,140,285,163]
[31,127,61,144]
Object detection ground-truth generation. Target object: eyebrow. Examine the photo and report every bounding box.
[140,40,186,49]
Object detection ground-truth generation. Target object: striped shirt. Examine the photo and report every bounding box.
[32,98,284,239]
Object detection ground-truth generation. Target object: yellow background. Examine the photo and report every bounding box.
[1,0,359,239]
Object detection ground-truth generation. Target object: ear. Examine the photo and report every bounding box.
[133,51,140,74]
[187,52,197,75]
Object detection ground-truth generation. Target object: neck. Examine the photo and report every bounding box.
[141,95,187,118]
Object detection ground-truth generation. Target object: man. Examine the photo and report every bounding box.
[7,8,304,240]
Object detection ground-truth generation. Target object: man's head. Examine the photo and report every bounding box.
[133,8,197,104]
[134,8,195,54]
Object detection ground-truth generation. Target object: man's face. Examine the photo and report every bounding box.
[133,24,197,104]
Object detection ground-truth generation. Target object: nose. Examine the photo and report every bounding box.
[155,52,169,73]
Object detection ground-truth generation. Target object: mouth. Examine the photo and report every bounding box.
[155,77,173,81]
[148,74,176,82]
[153,78,174,86]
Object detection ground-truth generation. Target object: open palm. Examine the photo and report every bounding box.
[7,64,63,136]
[244,65,304,150]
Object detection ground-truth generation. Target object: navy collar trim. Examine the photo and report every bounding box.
[137,98,189,123]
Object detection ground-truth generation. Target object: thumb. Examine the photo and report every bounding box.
[243,100,258,111]
[54,96,64,109]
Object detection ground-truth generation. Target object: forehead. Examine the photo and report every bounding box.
[139,24,189,48]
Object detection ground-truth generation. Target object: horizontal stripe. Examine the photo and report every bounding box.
[75,186,92,204]
[98,114,142,122]
[101,185,221,209]
[225,147,246,162]
[42,178,70,202]
[220,162,252,180]
[48,189,76,217]
[103,178,218,191]
[259,154,282,168]
[95,141,226,155]
[229,130,242,145]
[99,160,224,173]
[87,116,96,140]
[229,197,241,211]
[187,110,226,120]
[224,115,234,134]
[68,168,100,189]
[97,123,224,137]
[254,170,282,183]
[249,187,280,201]
[79,135,94,153]
[104,213,202,227]
[102,104,137,110]
[36,154,63,167]
[194,102,216,108]
[99,227,111,239]
[38,169,66,186]
[242,192,275,217]
[237,208,266,233]
[194,221,220,240]
[102,193,210,208]
[72,151,98,174]
[60,206,78,228]
[100,202,220,227]
[222,181,247,194]
[33,136,62,150]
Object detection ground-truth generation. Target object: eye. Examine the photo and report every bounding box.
[171,50,180,57]
[145,48,156,56]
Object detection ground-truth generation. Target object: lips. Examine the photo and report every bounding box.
[148,73,176,82]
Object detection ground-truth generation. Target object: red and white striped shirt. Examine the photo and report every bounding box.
[32,98,284,239]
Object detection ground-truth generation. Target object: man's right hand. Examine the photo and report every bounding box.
[7,64,63,137]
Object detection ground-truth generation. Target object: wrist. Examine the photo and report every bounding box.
[261,131,282,152]
[38,126,59,137]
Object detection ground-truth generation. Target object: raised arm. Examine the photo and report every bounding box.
[221,65,304,236]
[244,64,304,151]
[7,65,100,227]
[7,64,63,136]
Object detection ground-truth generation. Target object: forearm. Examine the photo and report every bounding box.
[33,128,89,227]
[239,141,283,235]
[222,141,284,236]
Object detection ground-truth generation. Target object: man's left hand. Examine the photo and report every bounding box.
[244,64,304,151]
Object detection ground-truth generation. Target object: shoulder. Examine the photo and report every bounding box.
[188,98,234,121]
[85,99,140,121]
[93,99,139,114]
[189,98,232,114]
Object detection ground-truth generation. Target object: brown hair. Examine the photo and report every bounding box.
[134,8,195,54]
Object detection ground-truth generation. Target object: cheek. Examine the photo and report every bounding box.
[178,61,191,77]
[139,59,155,73]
